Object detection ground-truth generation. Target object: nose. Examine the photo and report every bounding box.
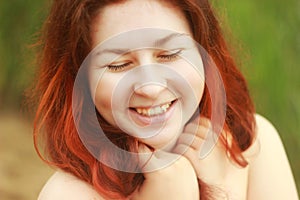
[132,52,167,99]
[134,82,166,99]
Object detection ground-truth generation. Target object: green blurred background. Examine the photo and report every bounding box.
[0,0,299,199]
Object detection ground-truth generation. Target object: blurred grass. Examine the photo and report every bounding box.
[0,0,299,199]
[0,0,46,108]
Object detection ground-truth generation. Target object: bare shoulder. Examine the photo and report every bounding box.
[248,114,295,160]
[38,171,105,200]
[244,114,291,158]
[245,114,299,200]
[253,114,283,153]
[255,113,282,142]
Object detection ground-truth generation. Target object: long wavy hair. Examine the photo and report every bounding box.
[32,0,256,199]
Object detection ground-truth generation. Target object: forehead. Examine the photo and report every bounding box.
[91,0,192,47]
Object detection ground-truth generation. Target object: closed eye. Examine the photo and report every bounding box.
[157,49,182,62]
[107,62,132,72]
[106,49,183,72]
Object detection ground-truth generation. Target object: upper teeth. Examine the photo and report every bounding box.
[135,102,172,117]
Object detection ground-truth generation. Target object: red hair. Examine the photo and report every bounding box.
[32,0,255,199]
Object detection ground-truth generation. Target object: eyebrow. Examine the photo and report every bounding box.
[154,32,188,47]
[96,33,189,56]
[97,48,130,55]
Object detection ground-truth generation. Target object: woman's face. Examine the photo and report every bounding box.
[89,0,205,150]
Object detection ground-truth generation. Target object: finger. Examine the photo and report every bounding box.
[173,144,201,163]
[191,115,223,133]
[198,116,211,127]
[188,115,210,127]
[199,117,226,139]
[184,123,209,140]
[188,116,225,144]
[176,133,204,151]
[173,143,188,155]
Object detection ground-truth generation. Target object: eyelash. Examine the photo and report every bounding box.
[158,49,182,61]
[107,62,132,71]
[107,49,182,72]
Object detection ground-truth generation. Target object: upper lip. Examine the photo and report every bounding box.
[129,99,177,109]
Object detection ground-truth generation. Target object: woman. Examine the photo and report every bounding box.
[33,0,298,199]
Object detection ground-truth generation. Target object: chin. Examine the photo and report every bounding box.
[140,125,182,151]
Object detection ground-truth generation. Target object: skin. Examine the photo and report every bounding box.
[89,0,204,151]
[38,0,299,199]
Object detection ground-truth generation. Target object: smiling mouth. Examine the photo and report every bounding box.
[130,100,177,117]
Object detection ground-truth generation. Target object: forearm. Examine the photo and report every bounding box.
[132,150,199,200]
[199,180,247,200]
[199,180,228,200]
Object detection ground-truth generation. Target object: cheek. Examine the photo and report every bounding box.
[172,60,205,103]
[95,84,111,110]
[94,73,118,123]
[188,73,205,102]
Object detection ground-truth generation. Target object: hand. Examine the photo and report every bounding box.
[173,116,249,199]
[173,116,230,184]
[130,145,199,200]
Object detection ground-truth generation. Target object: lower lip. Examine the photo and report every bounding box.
[128,100,178,126]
